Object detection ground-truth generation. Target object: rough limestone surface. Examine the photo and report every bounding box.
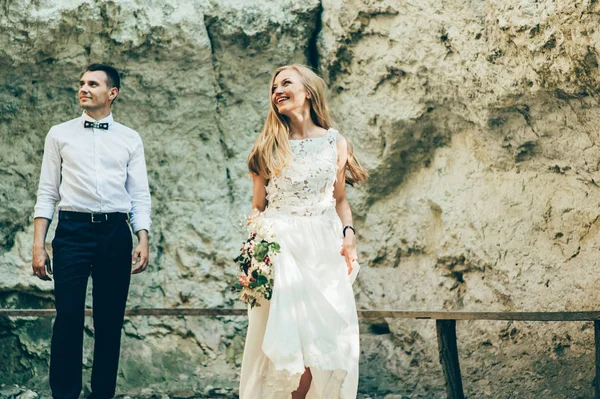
[3,0,600,397]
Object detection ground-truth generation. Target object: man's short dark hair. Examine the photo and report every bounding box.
[86,64,121,90]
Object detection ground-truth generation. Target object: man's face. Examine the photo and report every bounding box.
[78,70,118,111]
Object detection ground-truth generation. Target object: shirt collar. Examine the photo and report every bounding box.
[81,111,114,128]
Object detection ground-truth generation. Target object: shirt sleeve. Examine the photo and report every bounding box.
[34,127,61,220]
[126,136,152,233]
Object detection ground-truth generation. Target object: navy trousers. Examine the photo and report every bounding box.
[50,218,132,399]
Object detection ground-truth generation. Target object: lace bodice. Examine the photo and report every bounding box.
[265,128,338,216]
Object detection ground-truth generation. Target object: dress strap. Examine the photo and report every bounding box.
[327,128,338,149]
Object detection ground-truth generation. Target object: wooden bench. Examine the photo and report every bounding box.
[3,309,600,399]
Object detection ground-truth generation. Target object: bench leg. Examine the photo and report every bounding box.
[595,321,600,399]
[437,319,465,399]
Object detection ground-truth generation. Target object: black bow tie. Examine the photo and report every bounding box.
[84,121,109,130]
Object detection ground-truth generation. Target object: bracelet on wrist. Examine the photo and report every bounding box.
[343,225,355,238]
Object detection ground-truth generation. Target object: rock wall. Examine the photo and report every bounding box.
[3,0,600,397]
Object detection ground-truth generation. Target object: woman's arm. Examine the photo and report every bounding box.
[249,173,268,220]
[333,134,357,274]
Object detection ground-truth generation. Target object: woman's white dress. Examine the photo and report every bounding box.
[239,128,360,399]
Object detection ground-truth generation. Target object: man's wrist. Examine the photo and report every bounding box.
[135,229,149,242]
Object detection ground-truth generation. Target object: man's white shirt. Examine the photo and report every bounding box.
[34,112,151,232]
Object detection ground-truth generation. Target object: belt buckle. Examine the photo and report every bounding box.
[91,213,107,223]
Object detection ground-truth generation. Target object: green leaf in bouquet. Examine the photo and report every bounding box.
[254,242,269,261]
[250,300,261,308]
[256,275,268,286]
[270,242,281,252]
[241,263,250,275]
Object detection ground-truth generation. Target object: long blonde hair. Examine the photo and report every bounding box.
[248,64,368,185]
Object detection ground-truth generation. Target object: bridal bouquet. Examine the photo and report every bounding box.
[233,218,280,308]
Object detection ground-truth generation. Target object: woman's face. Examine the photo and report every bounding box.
[271,69,310,116]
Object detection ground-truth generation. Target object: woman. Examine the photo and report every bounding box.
[239,64,368,399]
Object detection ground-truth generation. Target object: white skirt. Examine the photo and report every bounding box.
[239,208,360,399]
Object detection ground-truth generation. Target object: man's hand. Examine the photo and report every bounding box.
[32,218,52,281]
[131,230,149,274]
[32,245,52,281]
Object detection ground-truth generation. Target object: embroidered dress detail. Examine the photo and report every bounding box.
[265,130,338,217]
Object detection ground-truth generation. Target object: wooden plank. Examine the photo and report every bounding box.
[124,308,248,316]
[3,308,600,321]
[436,320,465,399]
[0,308,248,317]
[358,311,600,321]
[596,320,600,399]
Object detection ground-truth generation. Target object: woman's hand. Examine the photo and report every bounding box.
[340,232,357,275]
[248,207,262,224]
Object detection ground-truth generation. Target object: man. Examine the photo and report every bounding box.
[32,64,151,399]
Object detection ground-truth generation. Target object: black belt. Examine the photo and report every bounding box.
[59,211,128,224]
